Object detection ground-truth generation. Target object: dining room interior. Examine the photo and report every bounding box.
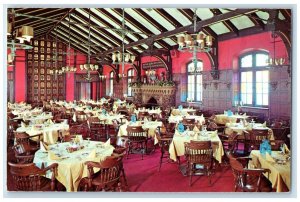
[4,5,294,195]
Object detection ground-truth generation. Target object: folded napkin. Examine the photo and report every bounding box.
[283,144,290,153]
[193,126,200,133]
[47,119,54,124]
[48,151,62,160]
[76,135,83,143]
[104,138,111,147]
[40,141,49,151]
[210,130,218,137]
[262,121,267,127]
[243,113,247,116]
[87,149,96,158]
[265,153,275,163]
[72,113,76,122]
[21,122,27,128]
[144,117,148,122]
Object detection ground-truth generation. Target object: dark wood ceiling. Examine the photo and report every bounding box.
[8,8,291,63]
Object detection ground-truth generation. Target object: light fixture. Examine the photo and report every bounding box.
[177,8,212,72]
[118,73,126,79]
[145,69,156,76]
[266,31,288,66]
[177,9,212,53]
[111,9,136,75]
[60,12,76,76]
[99,74,106,81]
[79,9,99,80]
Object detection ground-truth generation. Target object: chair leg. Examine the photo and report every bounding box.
[158,148,164,171]
[121,168,128,187]
[189,164,193,186]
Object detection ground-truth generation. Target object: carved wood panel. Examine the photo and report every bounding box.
[27,37,66,102]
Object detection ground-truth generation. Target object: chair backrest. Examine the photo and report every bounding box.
[184,141,212,165]
[207,122,218,131]
[8,162,57,191]
[85,156,122,188]
[69,124,90,138]
[126,126,147,141]
[271,127,287,141]
[14,132,31,144]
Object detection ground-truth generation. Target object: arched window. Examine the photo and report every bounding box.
[109,71,114,96]
[127,68,135,96]
[239,52,269,107]
[187,61,203,102]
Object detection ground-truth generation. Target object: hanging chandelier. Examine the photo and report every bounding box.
[61,12,77,75]
[266,31,287,66]
[49,27,62,77]
[177,9,212,53]
[111,8,135,76]
[79,8,99,80]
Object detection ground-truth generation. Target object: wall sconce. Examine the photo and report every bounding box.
[225,82,231,90]
[213,82,219,90]
[99,74,106,81]
[269,82,278,91]
[203,82,211,89]
[118,73,126,79]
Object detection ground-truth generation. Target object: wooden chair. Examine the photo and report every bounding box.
[7,120,19,147]
[269,140,285,151]
[88,117,105,141]
[126,126,148,160]
[184,141,213,186]
[8,162,58,191]
[69,124,90,139]
[244,129,270,153]
[228,152,272,192]
[12,143,36,163]
[112,146,128,188]
[79,156,123,191]
[138,111,151,121]
[156,130,173,171]
[182,118,196,130]
[14,132,41,151]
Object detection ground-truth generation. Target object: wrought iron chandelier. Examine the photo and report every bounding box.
[111,9,135,75]
[79,8,99,80]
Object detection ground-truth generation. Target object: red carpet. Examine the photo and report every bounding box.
[122,149,235,192]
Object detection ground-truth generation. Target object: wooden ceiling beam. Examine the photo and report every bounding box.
[210,9,239,35]
[100,9,258,55]
[46,8,74,35]
[179,9,218,39]
[14,9,67,24]
[96,8,143,41]
[56,23,106,53]
[153,9,182,27]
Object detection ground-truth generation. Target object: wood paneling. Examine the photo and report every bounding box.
[26,37,66,102]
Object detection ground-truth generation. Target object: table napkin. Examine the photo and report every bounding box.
[265,153,275,163]
[72,113,76,122]
[48,151,62,160]
[284,144,290,153]
[21,122,27,128]
[193,126,200,133]
[87,149,96,158]
[40,141,49,151]
[104,138,111,147]
[262,121,267,127]
[243,113,247,116]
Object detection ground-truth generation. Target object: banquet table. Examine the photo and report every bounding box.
[171,108,196,116]
[169,130,224,163]
[33,141,114,192]
[117,121,162,144]
[168,114,205,125]
[224,123,275,140]
[215,114,249,125]
[22,114,53,124]
[16,122,69,144]
[96,114,125,125]
[134,108,162,117]
[248,150,290,192]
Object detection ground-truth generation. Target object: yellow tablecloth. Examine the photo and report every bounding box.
[215,114,248,125]
[225,123,274,140]
[169,131,224,163]
[117,121,162,144]
[249,150,290,192]
[16,123,69,144]
[33,141,114,192]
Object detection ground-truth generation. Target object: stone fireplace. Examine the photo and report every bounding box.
[132,85,176,109]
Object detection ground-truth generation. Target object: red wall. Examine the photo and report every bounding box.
[218,32,287,70]
[14,50,26,102]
